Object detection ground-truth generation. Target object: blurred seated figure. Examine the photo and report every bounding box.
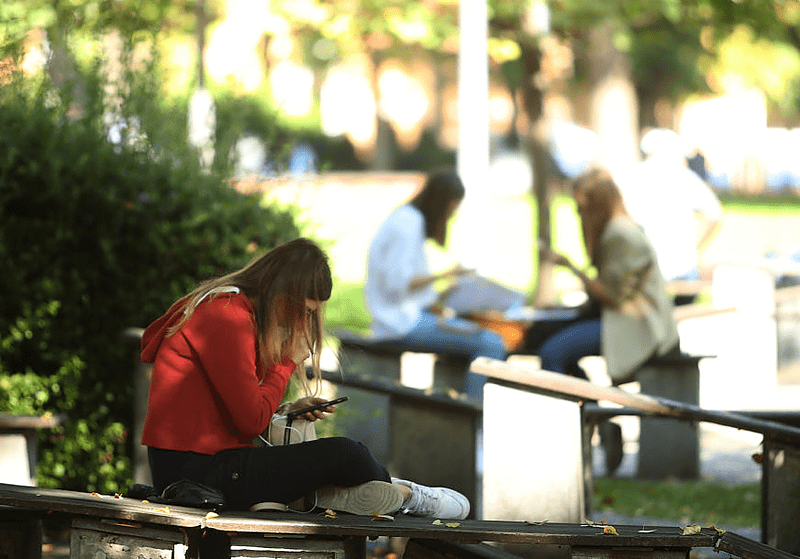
[364,169,507,399]
[615,129,722,305]
[538,168,680,474]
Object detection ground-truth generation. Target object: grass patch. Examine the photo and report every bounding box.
[593,478,761,529]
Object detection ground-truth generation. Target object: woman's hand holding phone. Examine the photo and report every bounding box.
[285,396,348,421]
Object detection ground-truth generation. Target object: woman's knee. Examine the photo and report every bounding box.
[318,437,388,483]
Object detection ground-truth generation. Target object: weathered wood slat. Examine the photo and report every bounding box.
[717,530,800,559]
[0,413,66,430]
[205,511,718,548]
[0,484,207,528]
[317,369,481,413]
[470,357,800,444]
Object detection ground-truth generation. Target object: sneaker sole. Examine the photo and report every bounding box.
[316,481,404,516]
[249,501,288,512]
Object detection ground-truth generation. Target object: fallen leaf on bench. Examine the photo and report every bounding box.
[370,513,394,521]
[445,522,461,528]
[205,512,219,519]
[323,509,337,519]
[602,525,619,535]
[432,519,442,525]
[91,492,103,498]
[114,493,122,499]
[681,524,701,535]
[707,525,725,536]
[154,506,170,513]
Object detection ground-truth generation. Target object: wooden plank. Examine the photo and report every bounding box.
[470,357,800,445]
[667,279,712,296]
[0,413,66,430]
[0,484,208,529]
[205,512,717,550]
[672,303,735,322]
[716,530,800,559]
[318,369,481,414]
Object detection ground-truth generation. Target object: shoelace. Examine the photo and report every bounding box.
[403,483,439,515]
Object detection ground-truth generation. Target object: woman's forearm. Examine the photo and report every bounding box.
[569,265,616,309]
[408,265,466,291]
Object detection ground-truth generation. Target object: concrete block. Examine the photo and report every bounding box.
[764,438,800,555]
[482,383,584,522]
[637,357,700,479]
[0,434,34,486]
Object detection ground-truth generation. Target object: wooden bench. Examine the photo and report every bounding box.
[470,356,800,557]
[2,482,783,559]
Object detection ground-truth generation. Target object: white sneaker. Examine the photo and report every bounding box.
[392,478,470,520]
[316,480,404,516]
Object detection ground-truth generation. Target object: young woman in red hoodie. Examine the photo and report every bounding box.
[140,237,469,518]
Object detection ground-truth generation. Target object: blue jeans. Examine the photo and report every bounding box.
[538,319,601,378]
[400,311,507,399]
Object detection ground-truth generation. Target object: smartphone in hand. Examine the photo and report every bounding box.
[286,396,348,419]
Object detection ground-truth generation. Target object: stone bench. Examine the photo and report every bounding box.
[620,351,706,479]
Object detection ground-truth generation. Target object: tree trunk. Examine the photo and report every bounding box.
[517,39,559,306]
[46,25,88,113]
[587,20,639,173]
[527,125,557,306]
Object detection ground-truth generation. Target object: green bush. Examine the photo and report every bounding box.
[0,75,301,493]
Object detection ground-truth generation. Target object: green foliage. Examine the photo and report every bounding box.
[324,281,371,335]
[0,68,301,492]
[211,92,282,176]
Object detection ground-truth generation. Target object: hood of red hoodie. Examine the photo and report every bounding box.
[141,296,191,364]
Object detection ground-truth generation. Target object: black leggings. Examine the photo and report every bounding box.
[148,437,391,510]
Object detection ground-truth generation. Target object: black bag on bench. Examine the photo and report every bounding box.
[128,479,227,512]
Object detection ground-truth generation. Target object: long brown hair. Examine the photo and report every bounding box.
[169,237,332,391]
[574,168,628,267]
[409,169,465,246]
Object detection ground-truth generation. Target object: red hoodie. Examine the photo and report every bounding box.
[140,292,296,455]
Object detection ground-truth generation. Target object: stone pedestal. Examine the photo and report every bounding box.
[482,382,584,522]
[636,355,701,479]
